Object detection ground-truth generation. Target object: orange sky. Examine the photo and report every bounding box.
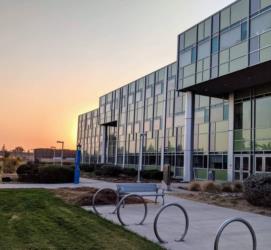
[0,0,234,151]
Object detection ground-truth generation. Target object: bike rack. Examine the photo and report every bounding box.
[214,217,257,250]
[115,193,148,226]
[153,202,189,244]
[92,188,119,215]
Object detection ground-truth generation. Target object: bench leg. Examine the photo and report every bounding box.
[155,195,158,204]
[162,195,165,205]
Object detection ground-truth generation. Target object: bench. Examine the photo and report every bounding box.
[116,183,165,205]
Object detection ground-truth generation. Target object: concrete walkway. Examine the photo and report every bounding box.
[0,178,270,249]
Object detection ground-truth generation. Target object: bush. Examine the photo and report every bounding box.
[80,163,95,173]
[94,165,122,177]
[201,181,221,193]
[141,170,163,180]
[122,168,137,177]
[3,158,19,174]
[39,166,74,183]
[221,182,233,193]
[233,181,243,193]
[16,162,39,182]
[17,163,74,183]
[244,173,271,207]
[188,181,201,191]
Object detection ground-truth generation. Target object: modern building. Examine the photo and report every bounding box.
[77,0,271,182]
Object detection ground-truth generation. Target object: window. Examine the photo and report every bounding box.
[241,21,248,40]
[212,13,220,34]
[251,10,271,37]
[185,27,197,48]
[220,25,241,50]
[198,40,210,60]
[250,0,260,14]
[180,50,191,67]
[211,36,219,54]
[191,47,197,63]
[231,0,249,24]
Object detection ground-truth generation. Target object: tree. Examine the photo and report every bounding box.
[13,146,24,153]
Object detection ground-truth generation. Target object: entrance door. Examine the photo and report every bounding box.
[234,155,251,181]
[255,155,271,173]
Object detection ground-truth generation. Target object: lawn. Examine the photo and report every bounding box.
[0,189,162,250]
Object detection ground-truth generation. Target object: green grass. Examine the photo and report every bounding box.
[0,189,162,250]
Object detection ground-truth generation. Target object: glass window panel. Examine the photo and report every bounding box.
[220,25,241,50]
[216,132,228,151]
[231,0,249,24]
[179,34,185,51]
[261,0,271,9]
[250,36,260,52]
[250,51,260,65]
[180,50,192,67]
[251,0,260,14]
[220,49,230,64]
[198,22,204,41]
[266,157,271,172]
[211,36,219,54]
[205,18,212,37]
[234,101,251,130]
[185,26,197,47]
[212,54,219,67]
[256,96,271,128]
[220,7,230,30]
[251,10,271,37]
[191,47,197,63]
[260,30,271,48]
[260,46,271,62]
[213,13,220,34]
[241,21,248,40]
[256,157,263,171]
[198,40,211,60]
[219,63,230,76]
[183,64,196,77]
[230,55,248,72]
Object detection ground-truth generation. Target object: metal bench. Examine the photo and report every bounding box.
[116,183,165,205]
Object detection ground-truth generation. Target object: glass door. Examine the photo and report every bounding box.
[234,155,251,181]
[255,155,271,173]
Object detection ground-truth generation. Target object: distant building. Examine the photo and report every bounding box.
[33,148,76,163]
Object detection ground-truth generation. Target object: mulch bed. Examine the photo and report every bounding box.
[173,192,271,217]
[53,187,150,206]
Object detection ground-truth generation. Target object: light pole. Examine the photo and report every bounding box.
[51,146,56,165]
[56,140,64,166]
[138,132,146,183]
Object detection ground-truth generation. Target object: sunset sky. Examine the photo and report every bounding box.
[0,0,235,151]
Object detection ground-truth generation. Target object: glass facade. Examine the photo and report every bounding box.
[177,0,271,89]
[77,0,271,181]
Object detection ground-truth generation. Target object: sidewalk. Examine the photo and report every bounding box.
[0,178,270,249]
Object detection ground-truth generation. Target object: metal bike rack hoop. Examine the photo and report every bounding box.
[214,217,257,250]
[92,188,119,215]
[153,202,189,244]
[116,193,148,226]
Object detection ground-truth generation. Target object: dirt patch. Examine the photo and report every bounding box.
[173,192,271,217]
[53,187,151,206]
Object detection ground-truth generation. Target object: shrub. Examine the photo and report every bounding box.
[80,163,95,173]
[188,181,201,191]
[39,166,74,183]
[233,181,243,193]
[122,168,137,177]
[244,173,271,207]
[3,158,19,174]
[141,170,163,180]
[201,181,221,193]
[94,165,122,177]
[16,162,39,182]
[221,182,233,193]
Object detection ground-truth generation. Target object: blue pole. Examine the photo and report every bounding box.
[74,145,81,184]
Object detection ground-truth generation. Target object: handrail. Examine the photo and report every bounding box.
[92,188,119,215]
[214,217,257,250]
[115,193,147,226]
[153,202,189,243]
